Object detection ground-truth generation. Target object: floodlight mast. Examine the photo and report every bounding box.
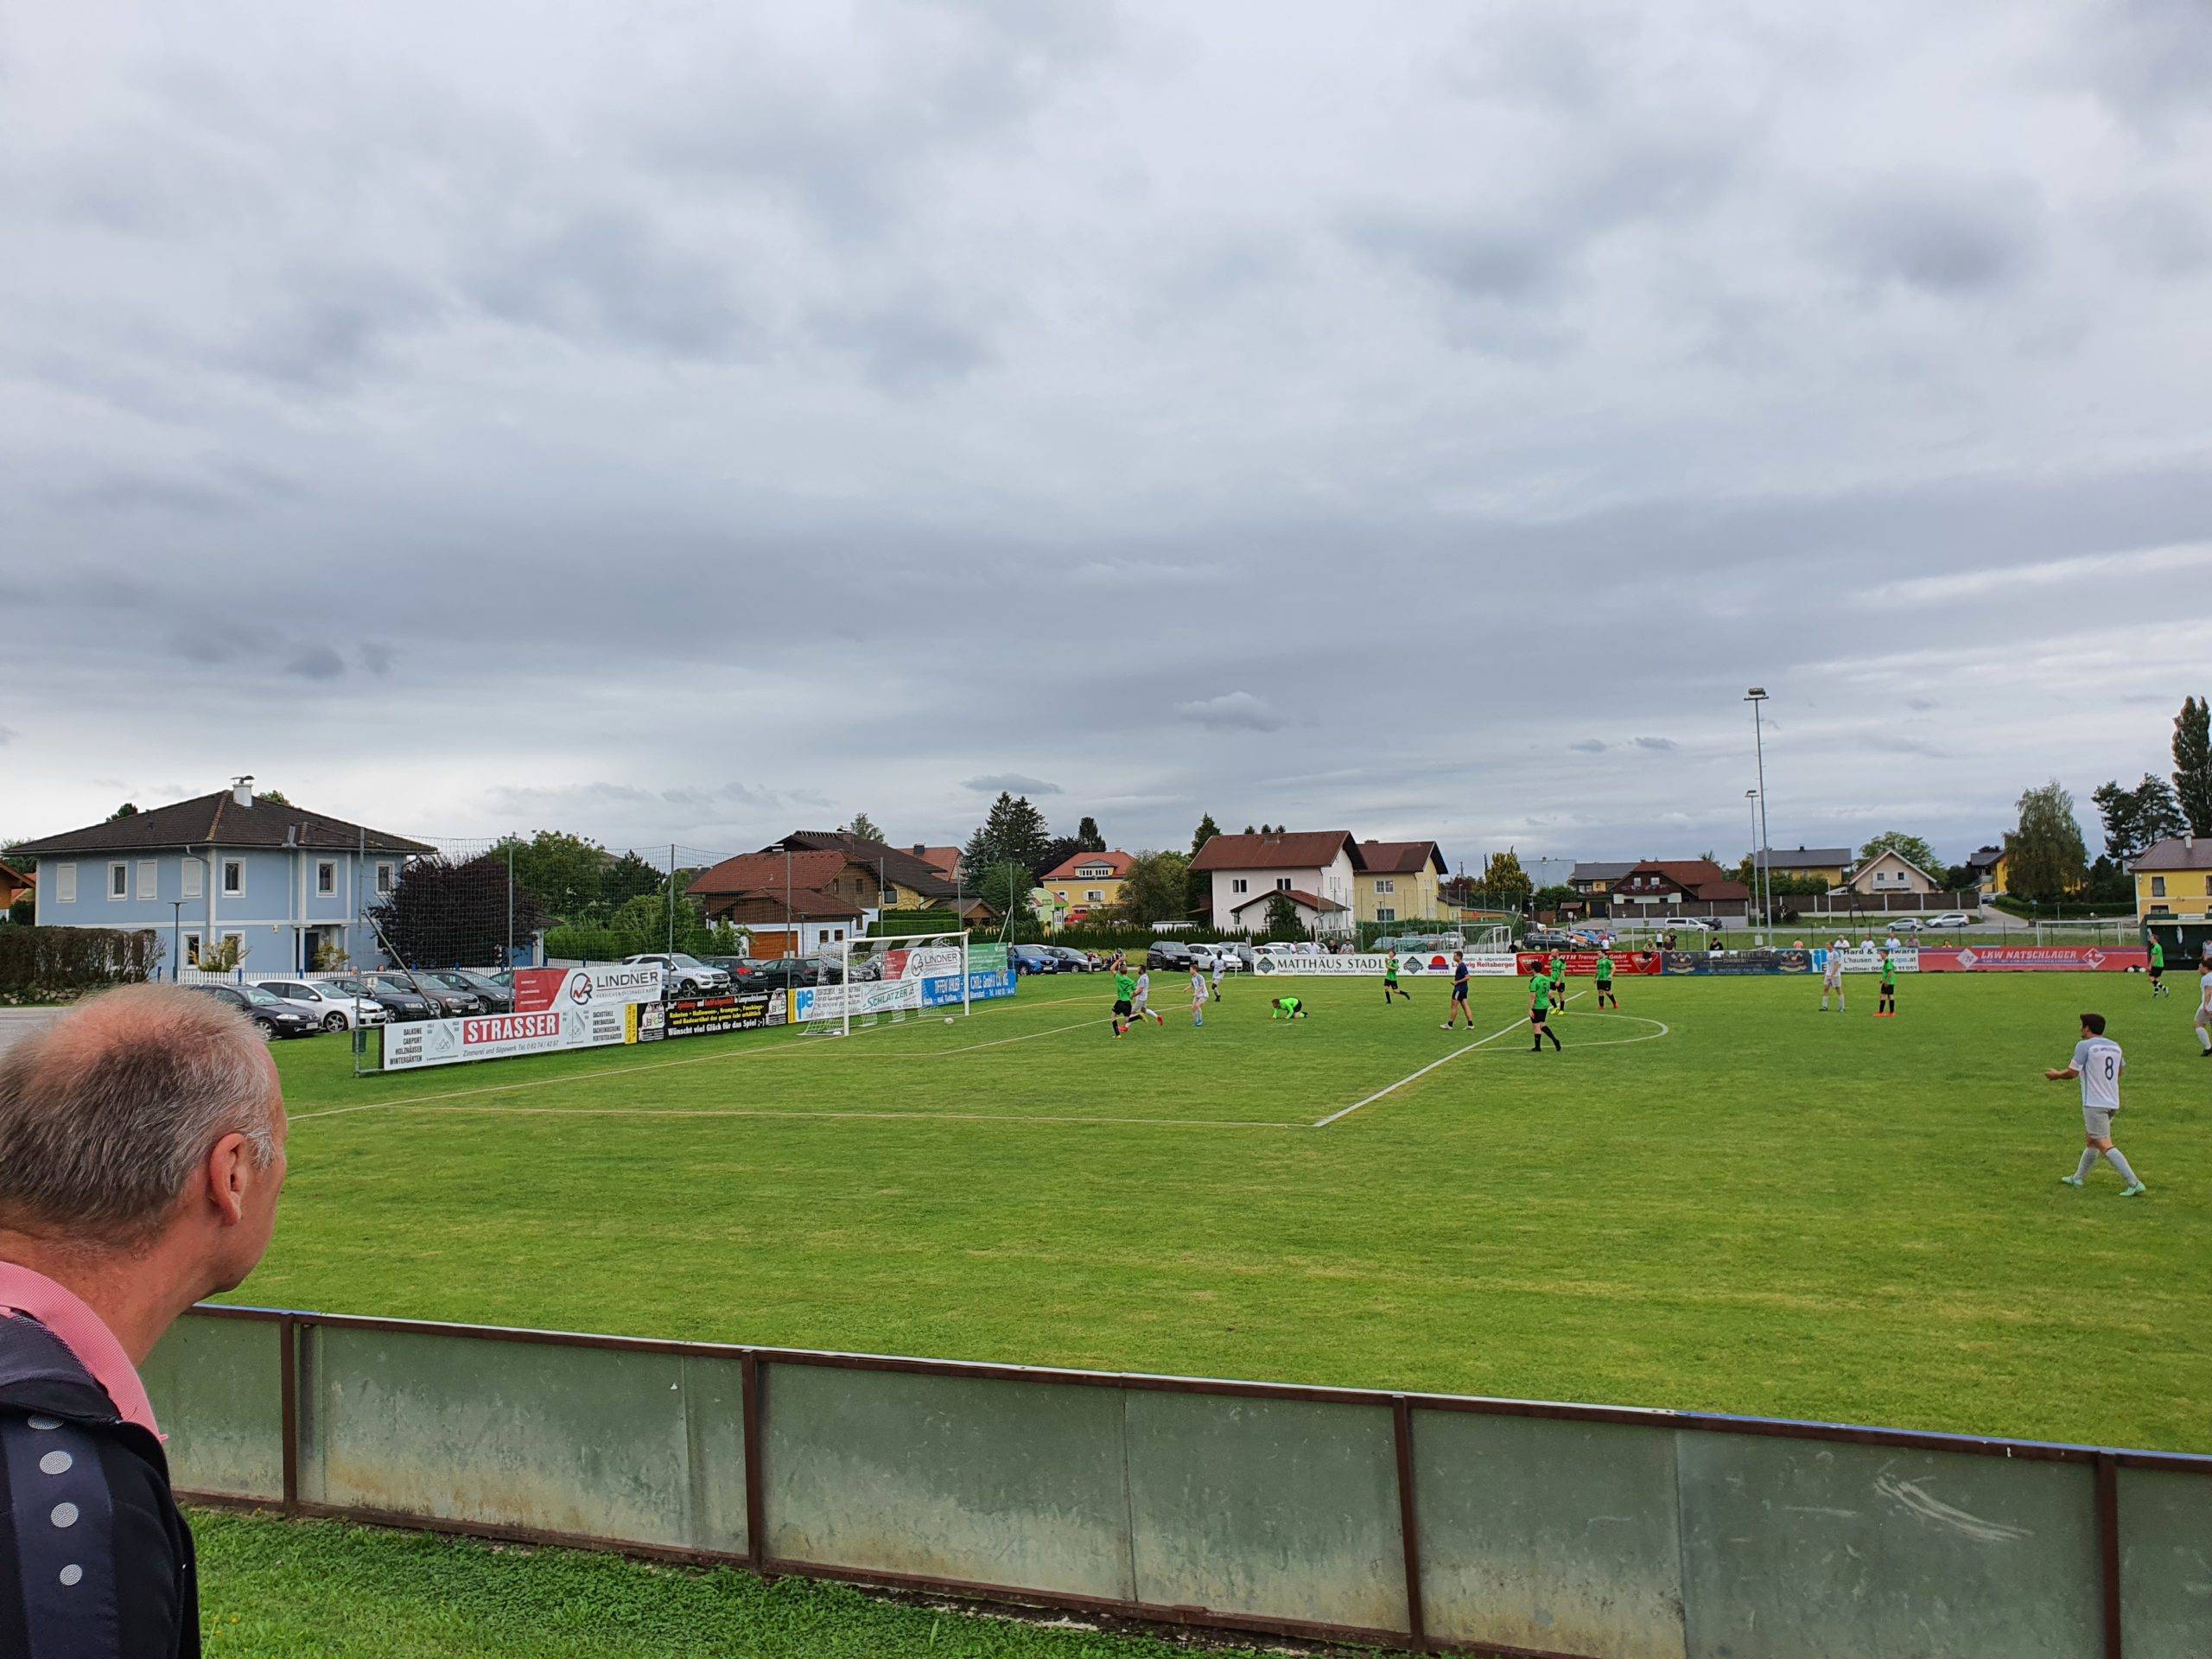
[1745,688,1771,945]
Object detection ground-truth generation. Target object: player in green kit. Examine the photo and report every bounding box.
[1876,950,1897,1017]
[1594,949,1617,1010]
[1383,952,1411,1004]
[1271,995,1306,1020]
[1547,952,1567,1011]
[2147,938,2167,997]
[1528,964,1560,1051]
[1110,965,1138,1038]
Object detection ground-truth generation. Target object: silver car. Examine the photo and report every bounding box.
[256,977,391,1033]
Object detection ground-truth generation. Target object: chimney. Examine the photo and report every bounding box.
[912,844,926,858]
[232,775,255,808]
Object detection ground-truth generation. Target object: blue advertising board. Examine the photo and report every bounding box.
[922,969,1017,1007]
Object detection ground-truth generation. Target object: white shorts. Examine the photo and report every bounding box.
[2083,1105,2116,1140]
[1132,993,1149,1012]
[1823,971,1842,988]
[2196,1004,2212,1029]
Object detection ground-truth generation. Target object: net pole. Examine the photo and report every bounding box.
[962,928,972,1018]
[842,934,855,1039]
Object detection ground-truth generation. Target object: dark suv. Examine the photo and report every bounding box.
[1145,942,1198,972]
[189,982,317,1039]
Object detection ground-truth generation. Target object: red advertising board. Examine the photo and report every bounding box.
[1515,950,1662,977]
[1918,946,2150,973]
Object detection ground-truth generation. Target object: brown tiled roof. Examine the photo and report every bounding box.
[1043,849,1134,881]
[1621,860,1751,902]
[688,850,853,898]
[1227,887,1348,916]
[0,860,32,889]
[912,845,962,877]
[704,887,863,920]
[1190,831,1363,874]
[1357,840,1446,876]
[11,792,434,858]
[2133,836,2212,871]
[770,831,960,898]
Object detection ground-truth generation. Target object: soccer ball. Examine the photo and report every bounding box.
[944,1015,955,1024]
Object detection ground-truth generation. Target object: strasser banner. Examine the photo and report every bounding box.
[382,984,637,1071]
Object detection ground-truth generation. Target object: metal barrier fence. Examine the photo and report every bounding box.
[144,1306,2210,1657]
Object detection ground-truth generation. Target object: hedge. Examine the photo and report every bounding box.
[0,926,161,1003]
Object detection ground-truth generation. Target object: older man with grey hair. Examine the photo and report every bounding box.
[0,984,289,1657]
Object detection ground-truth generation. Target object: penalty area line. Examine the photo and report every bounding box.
[346,1104,1304,1130]
[1313,990,1586,1128]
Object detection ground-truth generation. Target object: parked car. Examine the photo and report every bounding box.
[421,969,513,1013]
[622,953,731,995]
[321,973,436,1021]
[1890,918,1926,933]
[1212,941,1256,969]
[255,977,391,1033]
[372,969,482,1017]
[1922,912,1973,930]
[1185,944,1243,973]
[189,982,318,1039]
[1252,943,1300,959]
[743,957,824,992]
[1047,946,1094,973]
[1145,941,1197,971]
[1008,944,1058,976]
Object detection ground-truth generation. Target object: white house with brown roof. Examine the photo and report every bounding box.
[1190,830,1363,937]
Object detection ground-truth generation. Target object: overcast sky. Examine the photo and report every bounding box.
[4,1,2209,870]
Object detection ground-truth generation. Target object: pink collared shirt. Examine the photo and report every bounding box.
[0,1260,162,1439]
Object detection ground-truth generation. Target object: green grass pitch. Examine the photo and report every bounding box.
[237,969,2210,1453]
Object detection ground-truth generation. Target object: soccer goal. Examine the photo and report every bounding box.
[793,931,972,1039]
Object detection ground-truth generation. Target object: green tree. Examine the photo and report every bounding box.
[1121,849,1192,925]
[108,803,138,820]
[2174,696,2212,836]
[1857,832,1939,878]
[1076,816,1106,853]
[601,849,666,910]
[608,890,716,956]
[258,789,291,806]
[1185,813,1221,919]
[498,830,609,921]
[2003,780,2089,903]
[963,794,1053,880]
[2091,775,2187,862]
[972,859,1036,921]
[1480,849,1532,909]
[843,812,885,843]
[1261,890,1305,942]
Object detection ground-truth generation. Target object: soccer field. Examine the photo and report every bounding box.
[238,969,2212,1452]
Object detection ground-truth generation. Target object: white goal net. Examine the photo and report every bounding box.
[793,931,971,1038]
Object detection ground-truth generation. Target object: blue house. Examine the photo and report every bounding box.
[13,778,434,975]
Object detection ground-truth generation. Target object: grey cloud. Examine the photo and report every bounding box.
[463,207,747,359]
[1828,180,2044,295]
[0,727,15,745]
[359,643,395,676]
[1632,737,1677,752]
[962,774,1062,796]
[285,647,346,681]
[221,268,444,390]
[1570,739,1607,753]
[1906,697,1937,712]
[1177,692,1286,733]
[812,297,994,391]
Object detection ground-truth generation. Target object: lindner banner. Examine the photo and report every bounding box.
[1514,950,1662,977]
[381,972,639,1071]
[1918,945,2151,973]
[509,961,664,1012]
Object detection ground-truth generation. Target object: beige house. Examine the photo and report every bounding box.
[1354,841,1446,924]
[1844,849,1941,898]
[2134,835,2212,922]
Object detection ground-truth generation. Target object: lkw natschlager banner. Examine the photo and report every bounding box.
[1918,945,2150,973]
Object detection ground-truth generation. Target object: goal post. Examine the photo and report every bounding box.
[793,930,972,1038]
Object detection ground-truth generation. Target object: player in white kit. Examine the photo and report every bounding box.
[2044,1013,2146,1196]
[1820,938,1847,1012]
[2196,958,2212,1057]
[1131,968,1166,1027]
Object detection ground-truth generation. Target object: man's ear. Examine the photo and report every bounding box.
[202,1132,254,1227]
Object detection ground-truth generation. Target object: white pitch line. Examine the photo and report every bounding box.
[336,1103,1300,1130]
[288,991,1103,1122]
[1313,990,1586,1128]
[1464,1011,1671,1053]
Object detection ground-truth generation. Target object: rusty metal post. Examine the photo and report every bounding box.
[278,1313,300,1515]
[2095,1452,2122,1659]
[1391,1394,1428,1651]
[741,1351,766,1573]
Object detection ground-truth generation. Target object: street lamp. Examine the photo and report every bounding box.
[1745,790,1760,944]
[1745,688,1771,944]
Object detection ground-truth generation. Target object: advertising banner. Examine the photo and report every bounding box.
[1513,950,1663,977]
[969,944,1008,974]
[1663,948,1816,976]
[920,969,1017,1007]
[1253,952,1520,977]
[382,982,635,1071]
[510,962,664,1013]
[659,989,788,1037]
[1918,946,2150,973]
[794,977,925,1022]
[1808,947,1920,974]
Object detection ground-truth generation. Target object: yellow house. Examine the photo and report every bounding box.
[1044,850,1132,918]
[1753,846,1854,890]
[2134,836,2212,922]
[1967,844,2009,898]
[1354,840,1447,925]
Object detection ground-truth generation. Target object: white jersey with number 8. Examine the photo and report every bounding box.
[2073,1037,2124,1112]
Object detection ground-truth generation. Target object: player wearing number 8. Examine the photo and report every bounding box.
[2045,1013,2146,1197]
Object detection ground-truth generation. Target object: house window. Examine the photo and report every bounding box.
[220,930,245,961]
[2152,876,2166,898]
[375,861,395,895]
[1231,879,1248,894]
[884,884,899,903]
[183,933,202,966]
[182,861,202,899]
[109,862,128,899]
[1276,877,1293,891]
[1376,879,1395,894]
[222,860,245,895]
[317,861,336,895]
[1086,889,1103,903]
[1377,906,1396,922]
[55,863,77,903]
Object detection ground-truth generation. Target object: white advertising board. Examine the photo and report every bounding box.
[1250,952,1520,977]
